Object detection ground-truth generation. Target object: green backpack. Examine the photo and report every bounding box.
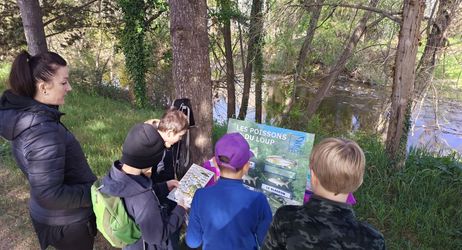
[91,179,142,248]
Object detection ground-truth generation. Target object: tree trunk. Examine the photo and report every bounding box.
[238,0,264,120]
[220,0,236,119]
[414,0,461,102]
[386,0,425,167]
[17,0,47,55]
[277,0,324,125]
[255,38,263,123]
[169,0,213,165]
[306,0,379,119]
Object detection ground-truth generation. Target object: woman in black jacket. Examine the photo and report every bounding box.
[0,51,97,250]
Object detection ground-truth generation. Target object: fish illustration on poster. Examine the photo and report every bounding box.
[227,119,315,213]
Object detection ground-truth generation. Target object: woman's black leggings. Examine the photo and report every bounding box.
[31,215,97,250]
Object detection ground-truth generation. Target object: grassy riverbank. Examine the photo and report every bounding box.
[1,75,461,249]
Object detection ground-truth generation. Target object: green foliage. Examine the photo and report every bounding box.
[0,0,106,57]
[212,122,228,145]
[0,63,10,88]
[353,134,462,249]
[310,20,347,66]
[305,114,333,143]
[144,13,175,107]
[118,0,148,108]
[116,0,169,108]
[0,2,24,57]
[434,48,462,80]
[213,0,243,23]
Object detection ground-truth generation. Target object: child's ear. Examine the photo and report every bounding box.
[242,162,251,173]
[310,168,318,187]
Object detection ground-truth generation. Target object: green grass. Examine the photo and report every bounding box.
[0,62,10,76]
[353,134,462,249]
[0,63,14,168]
[60,86,163,176]
[0,63,9,90]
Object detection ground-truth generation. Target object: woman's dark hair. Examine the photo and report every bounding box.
[8,50,67,97]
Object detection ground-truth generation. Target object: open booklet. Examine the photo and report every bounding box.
[167,163,214,208]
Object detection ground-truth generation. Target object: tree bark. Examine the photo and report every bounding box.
[277,0,324,125]
[414,0,461,102]
[238,0,264,120]
[220,0,236,119]
[16,0,47,55]
[306,0,379,119]
[255,37,263,123]
[386,0,425,167]
[169,0,213,166]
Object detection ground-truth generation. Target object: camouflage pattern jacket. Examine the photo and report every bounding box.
[262,195,385,249]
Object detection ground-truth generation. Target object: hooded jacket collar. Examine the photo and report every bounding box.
[0,89,60,111]
[0,90,64,140]
[101,161,153,198]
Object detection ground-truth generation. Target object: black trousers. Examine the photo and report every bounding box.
[31,215,96,250]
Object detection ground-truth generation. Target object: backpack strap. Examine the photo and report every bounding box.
[95,179,104,191]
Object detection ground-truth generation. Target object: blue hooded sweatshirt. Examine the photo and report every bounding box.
[100,161,186,250]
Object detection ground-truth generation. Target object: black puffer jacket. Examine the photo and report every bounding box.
[0,90,96,225]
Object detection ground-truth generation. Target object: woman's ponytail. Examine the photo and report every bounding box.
[8,51,36,97]
[7,50,67,98]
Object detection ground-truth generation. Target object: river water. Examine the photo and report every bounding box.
[213,77,462,155]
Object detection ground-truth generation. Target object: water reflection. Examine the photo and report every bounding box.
[409,99,462,154]
[213,78,462,155]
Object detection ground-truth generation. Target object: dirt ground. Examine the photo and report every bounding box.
[0,165,116,250]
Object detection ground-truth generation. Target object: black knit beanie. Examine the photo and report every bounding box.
[121,123,165,169]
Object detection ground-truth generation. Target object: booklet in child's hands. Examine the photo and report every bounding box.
[167,163,214,208]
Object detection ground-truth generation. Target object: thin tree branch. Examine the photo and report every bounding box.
[144,9,167,28]
[425,0,439,38]
[290,3,402,23]
[43,0,98,27]
[366,16,386,29]
[45,25,100,38]
[355,43,389,54]
[209,33,226,57]
[316,6,336,29]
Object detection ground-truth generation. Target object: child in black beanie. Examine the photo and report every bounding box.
[99,108,189,250]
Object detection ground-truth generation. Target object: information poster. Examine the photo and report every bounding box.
[167,164,214,208]
[227,118,315,212]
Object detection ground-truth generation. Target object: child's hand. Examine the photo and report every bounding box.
[144,119,160,126]
[176,196,190,211]
[167,179,180,191]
